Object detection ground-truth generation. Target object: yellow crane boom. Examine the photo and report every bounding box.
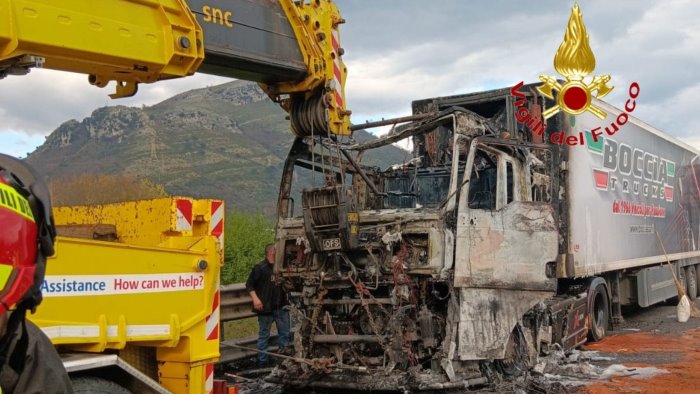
[0,0,350,136]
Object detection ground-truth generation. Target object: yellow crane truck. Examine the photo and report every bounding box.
[29,197,225,393]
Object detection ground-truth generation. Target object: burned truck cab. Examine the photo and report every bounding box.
[271,85,566,389]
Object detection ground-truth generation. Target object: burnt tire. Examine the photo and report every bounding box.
[495,325,529,377]
[588,284,609,342]
[72,377,131,394]
[686,265,698,301]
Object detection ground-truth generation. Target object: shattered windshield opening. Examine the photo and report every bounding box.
[283,126,465,214]
[381,126,467,210]
[382,165,464,209]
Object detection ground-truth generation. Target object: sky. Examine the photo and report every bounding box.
[1,0,699,157]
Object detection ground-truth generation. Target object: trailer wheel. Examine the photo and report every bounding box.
[72,377,131,394]
[678,267,687,298]
[588,284,609,342]
[686,266,698,300]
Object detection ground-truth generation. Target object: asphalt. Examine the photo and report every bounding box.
[573,299,700,394]
[221,299,700,393]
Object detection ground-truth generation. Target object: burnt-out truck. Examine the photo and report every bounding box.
[269,83,700,390]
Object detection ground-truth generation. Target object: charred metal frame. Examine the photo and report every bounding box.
[270,85,584,391]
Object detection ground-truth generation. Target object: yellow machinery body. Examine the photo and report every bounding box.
[28,197,225,394]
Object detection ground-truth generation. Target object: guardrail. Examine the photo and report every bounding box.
[220,283,255,322]
[218,283,285,363]
[219,335,279,363]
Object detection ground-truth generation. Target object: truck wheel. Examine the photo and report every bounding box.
[686,266,698,300]
[495,325,528,377]
[588,284,609,342]
[72,377,131,394]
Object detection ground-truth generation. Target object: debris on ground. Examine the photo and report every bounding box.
[528,347,667,390]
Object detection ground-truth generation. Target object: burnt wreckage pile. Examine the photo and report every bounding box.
[267,89,562,390]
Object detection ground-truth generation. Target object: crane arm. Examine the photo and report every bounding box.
[0,0,350,136]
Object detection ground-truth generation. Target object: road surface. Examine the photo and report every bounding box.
[222,300,700,393]
[575,300,700,394]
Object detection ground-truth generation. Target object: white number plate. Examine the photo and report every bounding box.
[322,237,341,251]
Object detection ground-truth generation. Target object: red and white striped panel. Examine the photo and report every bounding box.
[331,29,344,108]
[210,200,224,255]
[205,363,214,393]
[205,202,222,342]
[175,199,193,232]
[205,278,220,341]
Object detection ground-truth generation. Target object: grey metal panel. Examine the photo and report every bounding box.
[635,264,677,307]
[567,104,700,276]
[189,0,307,82]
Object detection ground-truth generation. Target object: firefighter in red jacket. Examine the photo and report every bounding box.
[0,153,73,393]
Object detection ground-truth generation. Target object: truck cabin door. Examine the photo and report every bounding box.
[450,138,559,360]
[454,139,558,290]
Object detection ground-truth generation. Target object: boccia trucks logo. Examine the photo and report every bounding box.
[511,3,640,147]
[590,134,674,218]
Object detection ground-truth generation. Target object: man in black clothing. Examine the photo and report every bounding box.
[246,244,290,367]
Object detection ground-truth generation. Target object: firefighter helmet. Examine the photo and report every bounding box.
[0,154,55,313]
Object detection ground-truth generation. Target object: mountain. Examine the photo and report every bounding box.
[26,81,408,213]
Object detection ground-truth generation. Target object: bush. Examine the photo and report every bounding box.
[222,211,274,284]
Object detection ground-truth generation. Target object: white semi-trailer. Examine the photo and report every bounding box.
[269,83,700,390]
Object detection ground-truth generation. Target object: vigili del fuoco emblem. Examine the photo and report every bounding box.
[537,3,614,119]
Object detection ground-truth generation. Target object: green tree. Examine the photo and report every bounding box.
[222,211,275,284]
